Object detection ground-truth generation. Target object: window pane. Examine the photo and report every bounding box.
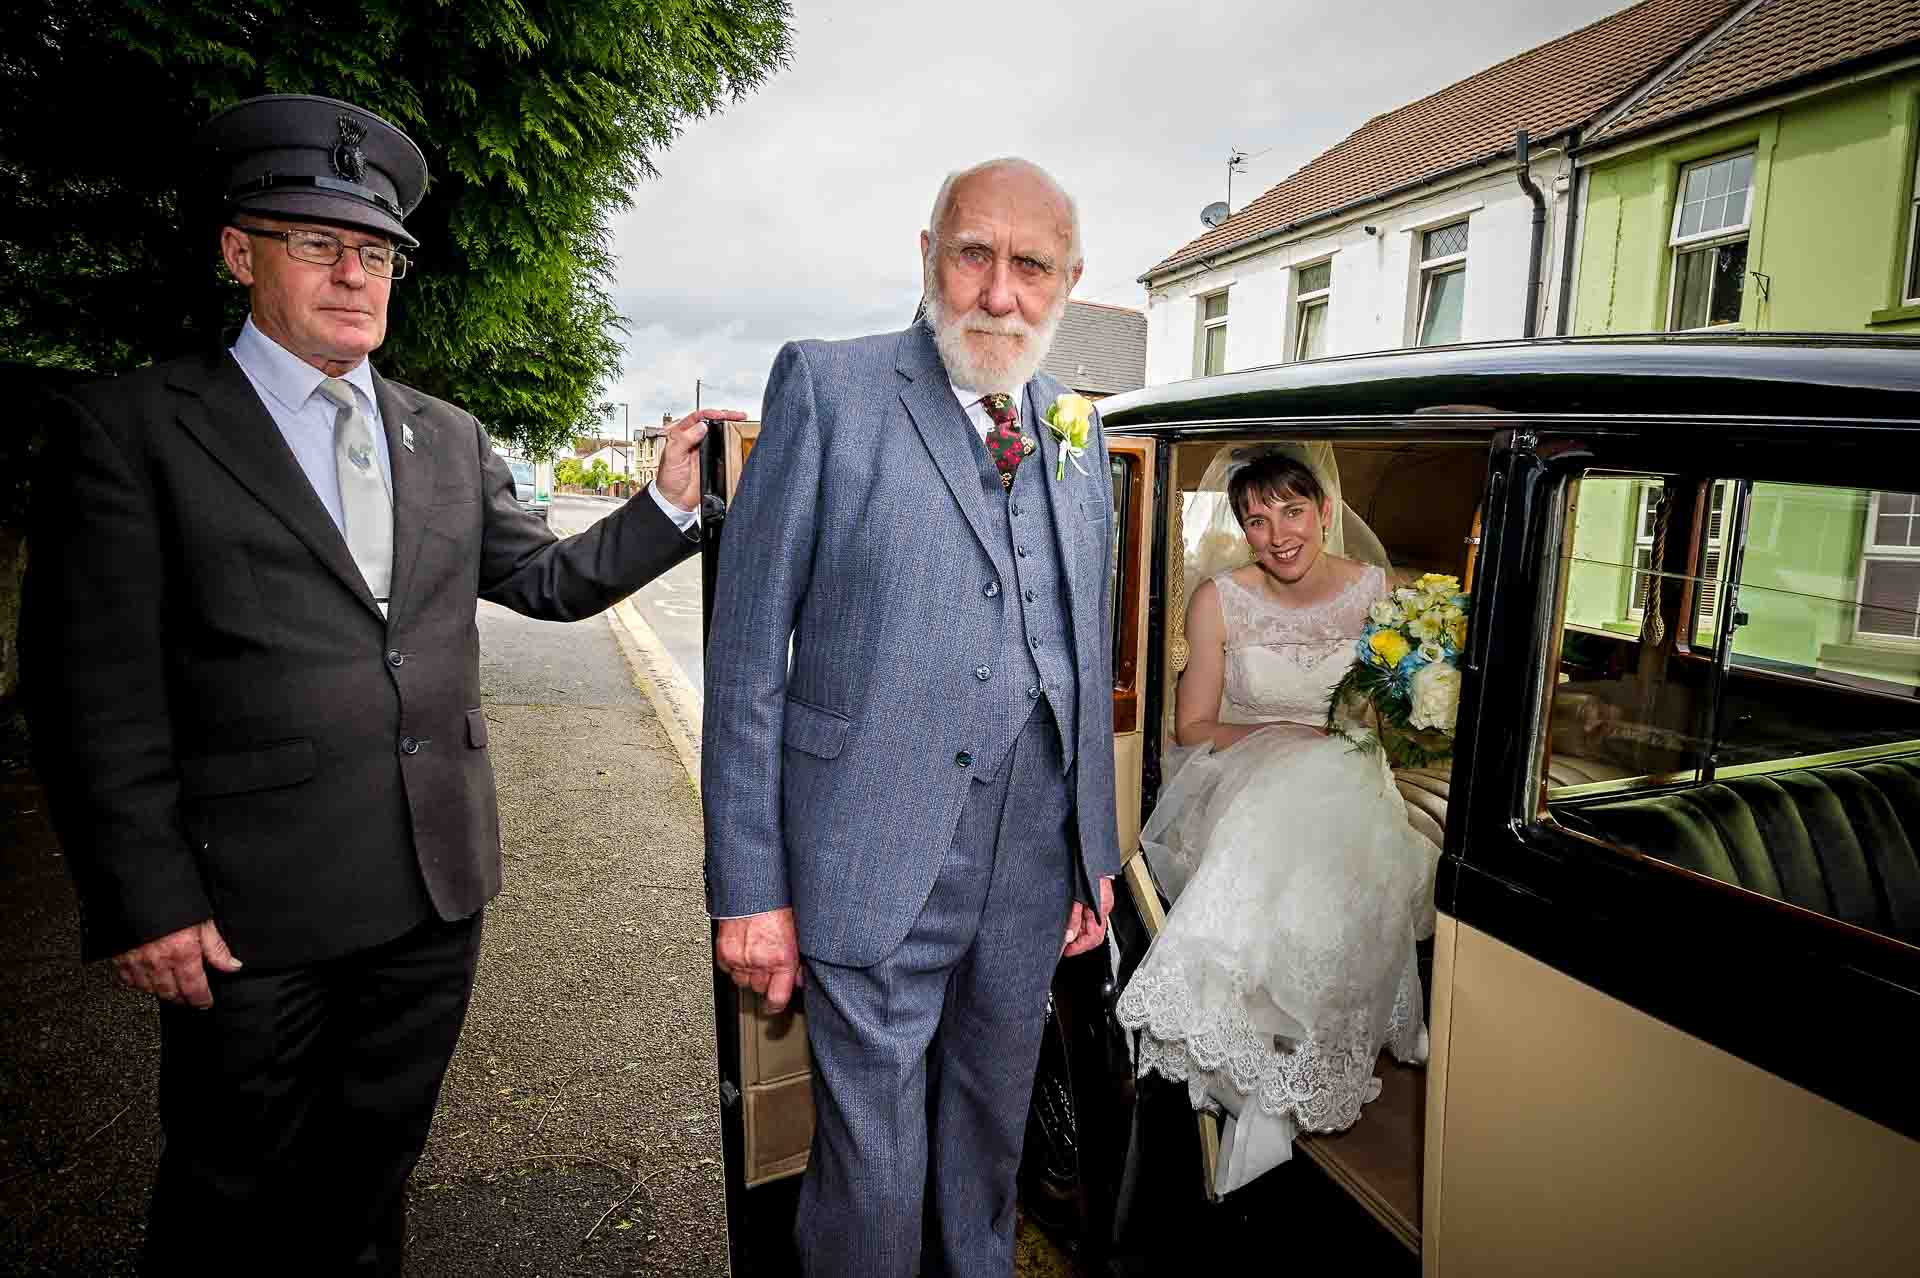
[1672,247,1711,329]
[1547,476,1920,952]
[1204,324,1227,375]
[1418,268,1464,345]
[1298,300,1328,360]
[1729,151,1754,192]
[1203,292,1229,321]
[1860,559,1920,640]
[1677,200,1704,239]
[1683,164,1711,205]
[1882,491,1916,517]
[1423,221,1469,259]
[1298,261,1331,294]
[1724,187,1747,227]
[1709,240,1747,325]
[1909,203,1920,301]
[1704,157,1731,198]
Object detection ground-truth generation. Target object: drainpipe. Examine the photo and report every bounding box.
[1514,128,1547,339]
[1556,150,1584,335]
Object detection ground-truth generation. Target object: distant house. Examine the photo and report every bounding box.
[1041,299,1148,399]
[1137,0,1742,385]
[573,436,633,478]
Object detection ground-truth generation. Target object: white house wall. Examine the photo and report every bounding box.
[1142,157,1571,386]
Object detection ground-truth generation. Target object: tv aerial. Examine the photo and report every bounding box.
[1199,201,1230,228]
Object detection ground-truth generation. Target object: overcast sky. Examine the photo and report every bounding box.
[598,0,1621,434]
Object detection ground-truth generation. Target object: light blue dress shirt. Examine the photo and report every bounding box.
[229,316,697,532]
[230,317,392,536]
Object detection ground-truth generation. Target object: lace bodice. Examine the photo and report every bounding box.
[1213,565,1383,728]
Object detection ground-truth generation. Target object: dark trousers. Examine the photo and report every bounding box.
[144,912,483,1276]
[795,712,1077,1277]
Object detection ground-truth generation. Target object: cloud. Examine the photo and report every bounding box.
[602,0,1625,425]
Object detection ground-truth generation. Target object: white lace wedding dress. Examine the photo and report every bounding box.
[1114,565,1439,1194]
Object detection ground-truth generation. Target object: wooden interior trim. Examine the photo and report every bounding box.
[1109,439,1153,734]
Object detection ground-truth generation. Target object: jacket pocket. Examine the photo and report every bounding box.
[1079,496,1111,524]
[466,708,489,748]
[782,697,851,760]
[178,739,315,800]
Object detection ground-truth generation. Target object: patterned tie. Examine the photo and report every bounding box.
[316,377,395,617]
[981,393,1030,492]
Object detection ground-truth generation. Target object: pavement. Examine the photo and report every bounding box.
[0,574,724,1274]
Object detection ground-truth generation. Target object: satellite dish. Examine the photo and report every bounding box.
[1200,201,1230,228]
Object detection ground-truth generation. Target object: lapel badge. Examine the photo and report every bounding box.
[401,423,415,453]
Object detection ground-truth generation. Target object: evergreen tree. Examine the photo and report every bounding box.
[0,0,792,458]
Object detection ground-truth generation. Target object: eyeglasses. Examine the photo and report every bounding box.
[232,226,410,279]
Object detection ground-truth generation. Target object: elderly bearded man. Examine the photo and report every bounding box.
[703,157,1121,1274]
[22,94,742,1275]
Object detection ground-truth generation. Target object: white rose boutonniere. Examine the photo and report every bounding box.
[1043,392,1095,481]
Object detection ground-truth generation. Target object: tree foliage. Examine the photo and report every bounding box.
[0,0,792,459]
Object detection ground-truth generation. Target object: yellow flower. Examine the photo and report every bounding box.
[1369,629,1411,667]
[1447,617,1467,649]
[1416,573,1461,596]
[1044,393,1094,479]
[1045,393,1094,449]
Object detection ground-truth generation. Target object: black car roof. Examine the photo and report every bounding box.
[1095,333,1920,434]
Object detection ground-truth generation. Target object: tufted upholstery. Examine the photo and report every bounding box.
[1566,756,1920,946]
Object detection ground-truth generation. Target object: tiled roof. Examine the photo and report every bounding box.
[1042,299,1148,395]
[1587,0,1920,145]
[1143,0,1742,280]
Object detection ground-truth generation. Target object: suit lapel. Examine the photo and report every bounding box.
[374,371,433,622]
[1029,380,1084,609]
[896,328,1010,579]
[168,351,383,620]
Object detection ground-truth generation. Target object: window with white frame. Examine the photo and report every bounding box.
[1416,221,1468,346]
[1629,480,1731,631]
[1904,143,1920,306]
[1668,151,1754,330]
[1293,260,1332,360]
[1197,290,1229,376]
[1858,491,1920,642]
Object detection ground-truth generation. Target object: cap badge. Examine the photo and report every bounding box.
[331,116,369,183]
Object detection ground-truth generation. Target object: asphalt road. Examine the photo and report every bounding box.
[553,495,705,699]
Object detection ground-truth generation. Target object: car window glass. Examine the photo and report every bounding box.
[1539,471,1920,950]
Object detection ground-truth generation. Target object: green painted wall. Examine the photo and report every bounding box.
[1564,70,1920,689]
[1575,71,1920,334]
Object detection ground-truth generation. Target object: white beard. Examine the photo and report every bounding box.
[924,275,1066,398]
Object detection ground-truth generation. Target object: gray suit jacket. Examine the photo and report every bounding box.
[23,347,696,966]
[702,324,1122,967]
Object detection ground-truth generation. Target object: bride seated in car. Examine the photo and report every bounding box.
[1114,444,1439,1195]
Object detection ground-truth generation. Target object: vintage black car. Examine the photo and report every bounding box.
[700,334,1920,1276]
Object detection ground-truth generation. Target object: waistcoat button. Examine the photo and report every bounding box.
[387,650,405,667]
[1027,686,1041,700]
[984,581,1000,598]
[954,751,973,768]
[399,736,420,755]
[975,665,991,681]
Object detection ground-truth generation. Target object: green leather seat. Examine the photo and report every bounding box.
[1572,756,1920,945]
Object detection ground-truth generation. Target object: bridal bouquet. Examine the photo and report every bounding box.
[1325,573,1469,768]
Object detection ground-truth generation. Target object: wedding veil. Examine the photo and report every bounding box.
[1185,442,1392,585]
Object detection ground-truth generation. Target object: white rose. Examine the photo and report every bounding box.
[1409,615,1439,641]
[1418,640,1445,662]
[1369,599,1402,626]
[1409,661,1462,734]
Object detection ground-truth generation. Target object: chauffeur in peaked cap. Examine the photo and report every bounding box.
[199,92,429,245]
[21,93,742,1274]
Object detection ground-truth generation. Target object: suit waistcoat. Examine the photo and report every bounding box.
[968,427,1079,779]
